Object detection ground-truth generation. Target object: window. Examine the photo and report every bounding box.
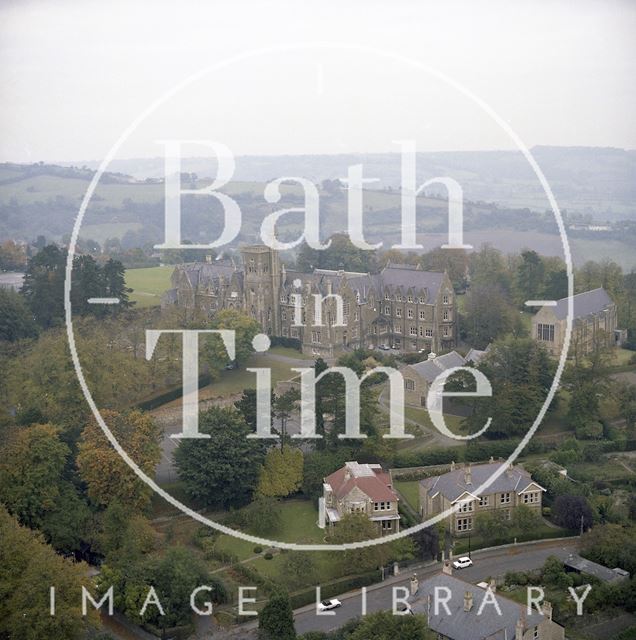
[282,311,287,321]
[354,310,359,321]
[280,294,287,303]
[504,510,512,521]
[443,294,449,304]
[533,627,539,640]
[523,492,539,504]
[425,328,433,337]
[419,296,426,304]
[385,292,390,300]
[407,295,413,303]
[479,496,490,507]
[395,325,402,333]
[396,308,402,318]
[405,379,415,391]
[537,323,555,342]
[410,326,417,336]
[458,501,473,513]
[443,326,449,337]
[500,492,511,504]
[419,326,424,337]
[374,501,391,511]
[385,305,390,314]
[443,309,449,321]
[456,517,472,532]
[290,327,299,338]
[419,310,426,320]
[381,520,392,530]
[311,331,321,343]
[407,308,414,319]
[343,302,350,316]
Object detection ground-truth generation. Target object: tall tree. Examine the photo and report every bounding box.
[21,244,66,328]
[77,409,161,510]
[257,447,303,498]
[174,406,266,508]
[102,258,133,308]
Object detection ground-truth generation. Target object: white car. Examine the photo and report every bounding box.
[318,599,342,611]
[452,556,473,569]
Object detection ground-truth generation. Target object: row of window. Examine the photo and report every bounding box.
[455,493,539,510]
[537,323,555,342]
[374,501,393,511]
[383,293,452,305]
[383,307,452,321]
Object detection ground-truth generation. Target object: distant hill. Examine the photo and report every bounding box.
[66,146,636,221]
[1,153,635,271]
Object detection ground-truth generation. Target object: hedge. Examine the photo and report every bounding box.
[136,372,213,411]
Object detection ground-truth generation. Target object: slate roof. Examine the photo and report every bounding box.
[380,264,445,301]
[180,262,238,289]
[409,573,546,640]
[552,287,613,320]
[420,462,542,503]
[564,553,629,583]
[409,351,467,383]
[324,461,398,502]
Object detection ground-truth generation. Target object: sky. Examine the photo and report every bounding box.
[1,0,635,163]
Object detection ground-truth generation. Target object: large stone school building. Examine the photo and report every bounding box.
[162,245,457,357]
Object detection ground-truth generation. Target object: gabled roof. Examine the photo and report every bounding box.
[380,264,446,300]
[324,461,398,503]
[420,462,535,502]
[410,573,547,640]
[552,287,614,320]
[408,351,466,383]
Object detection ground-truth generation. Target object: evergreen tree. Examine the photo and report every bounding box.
[102,258,133,308]
[259,591,296,640]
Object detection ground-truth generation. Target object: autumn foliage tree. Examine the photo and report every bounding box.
[257,447,303,497]
[77,409,161,511]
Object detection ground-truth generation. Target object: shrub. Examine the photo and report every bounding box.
[264,552,274,560]
[253,546,263,554]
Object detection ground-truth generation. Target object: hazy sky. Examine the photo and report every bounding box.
[1,0,635,162]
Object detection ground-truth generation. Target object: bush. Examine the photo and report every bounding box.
[264,552,274,560]
[575,420,603,440]
[253,546,263,554]
[542,507,551,517]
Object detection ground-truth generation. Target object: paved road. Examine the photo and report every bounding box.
[290,539,578,635]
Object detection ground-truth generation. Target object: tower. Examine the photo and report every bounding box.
[240,245,281,335]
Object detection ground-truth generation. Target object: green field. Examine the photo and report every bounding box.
[395,480,420,512]
[125,265,174,307]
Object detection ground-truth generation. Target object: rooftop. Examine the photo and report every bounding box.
[551,287,614,320]
[420,462,543,503]
[564,553,630,583]
[324,461,398,503]
[409,572,547,640]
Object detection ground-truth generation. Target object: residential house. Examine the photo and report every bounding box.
[408,567,565,640]
[400,347,489,407]
[419,462,545,535]
[323,461,400,536]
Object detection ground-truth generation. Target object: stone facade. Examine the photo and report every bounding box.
[323,461,400,536]
[531,287,618,358]
[419,462,545,536]
[162,245,457,357]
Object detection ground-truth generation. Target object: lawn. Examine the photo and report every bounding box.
[395,480,420,513]
[125,265,174,307]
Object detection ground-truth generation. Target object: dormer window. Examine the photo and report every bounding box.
[407,294,413,303]
[419,296,426,304]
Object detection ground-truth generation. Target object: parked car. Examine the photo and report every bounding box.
[452,556,473,569]
[379,344,390,350]
[318,599,342,611]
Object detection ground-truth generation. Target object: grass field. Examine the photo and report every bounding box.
[125,265,173,307]
[395,480,420,512]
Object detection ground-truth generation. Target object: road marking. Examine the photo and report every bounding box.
[87,297,120,304]
[318,497,326,529]
[524,300,557,307]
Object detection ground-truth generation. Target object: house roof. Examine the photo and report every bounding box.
[409,573,546,640]
[409,350,467,383]
[563,553,629,583]
[552,287,614,320]
[324,461,398,502]
[380,264,446,300]
[420,462,541,502]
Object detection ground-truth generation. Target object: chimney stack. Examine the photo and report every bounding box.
[442,560,453,576]
[450,461,456,472]
[489,577,497,593]
[327,279,333,295]
[489,456,494,464]
[506,463,513,478]
[464,464,472,485]
[544,600,553,621]
[410,574,419,596]
[515,611,526,640]
[464,591,473,612]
